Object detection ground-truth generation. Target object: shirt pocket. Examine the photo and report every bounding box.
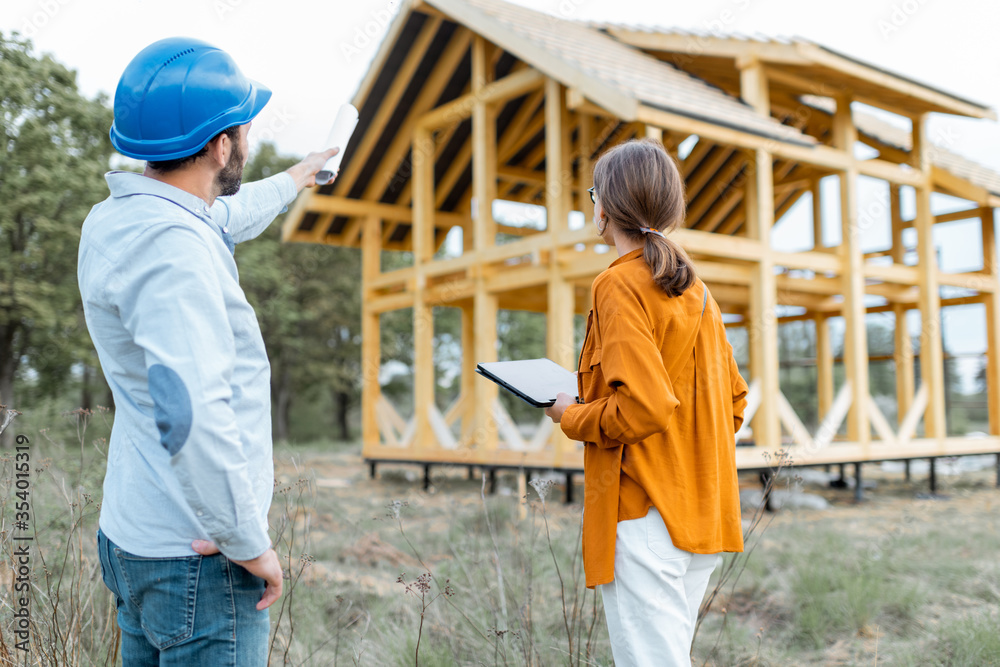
[578,345,603,399]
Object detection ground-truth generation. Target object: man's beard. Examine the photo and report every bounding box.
[216,140,245,197]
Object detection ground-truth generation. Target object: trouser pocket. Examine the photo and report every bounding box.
[97,530,125,609]
[644,509,692,573]
[113,547,202,650]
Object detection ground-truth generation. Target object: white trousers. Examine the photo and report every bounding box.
[598,507,720,667]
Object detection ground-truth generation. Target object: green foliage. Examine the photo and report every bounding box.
[930,612,1000,665]
[237,144,363,440]
[0,32,113,407]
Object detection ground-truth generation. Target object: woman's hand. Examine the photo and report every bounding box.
[545,392,577,423]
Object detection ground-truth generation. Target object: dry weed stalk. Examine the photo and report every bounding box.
[389,497,501,660]
[694,449,795,665]
[0,405,118,666]
[267,465,315,666]
[396,572,454,665]
[528,476,601,667]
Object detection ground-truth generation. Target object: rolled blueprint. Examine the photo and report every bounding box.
[315,103,359,185]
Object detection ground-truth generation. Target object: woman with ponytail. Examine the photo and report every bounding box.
[545,138,748,666]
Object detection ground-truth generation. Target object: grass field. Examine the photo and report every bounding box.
[3,408,1000,665]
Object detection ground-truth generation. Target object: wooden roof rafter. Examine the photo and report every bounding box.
[597,26,995,120]
[283,0,1000,254]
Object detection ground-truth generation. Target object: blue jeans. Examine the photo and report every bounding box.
[97,529,270,666]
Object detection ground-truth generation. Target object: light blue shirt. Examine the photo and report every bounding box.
[78,170,297,561]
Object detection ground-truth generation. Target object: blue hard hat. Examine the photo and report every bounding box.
[110,37,271,161]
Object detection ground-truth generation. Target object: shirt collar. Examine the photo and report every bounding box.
[608,247,644,268]
[105,171,213,219]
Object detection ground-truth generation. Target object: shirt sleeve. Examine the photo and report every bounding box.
[113,223,270,561]
[211,172,297,245]
[730,352,749,433]
[560,279,679,447]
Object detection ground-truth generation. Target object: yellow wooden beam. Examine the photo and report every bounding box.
[736,53,781,451]
[361,214,382,453]
[576,112,595,221]
[901,206,985,228]
[680,136,714,178]
[332,16,443,205]
[418,67,545,130]
[981,207,1000,436]
[431,0,638,120]
[607,29,811,65]
[833,96,870,450]
[735,436,1000,469]
[745,148,781,449]
[890,184,915,431]
[497,91,546,163]
[545,76,575,465]
[303,194,467,227]
[814,313,834,419]
[470,34,500,452]
[796,41,996,120]
[358,29,473,213]
[412,125,436,451]
[686,147,737,220]
[931,166,993,206]
[914,114,947,439]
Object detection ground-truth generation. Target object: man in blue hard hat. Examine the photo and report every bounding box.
[78,37,340,665]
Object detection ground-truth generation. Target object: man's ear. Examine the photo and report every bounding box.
[205,132,230,169]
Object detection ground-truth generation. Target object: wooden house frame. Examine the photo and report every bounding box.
[282,0,1000,482]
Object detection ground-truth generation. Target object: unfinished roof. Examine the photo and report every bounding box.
[797,95,1000,198]
[596,26,995,120]
[433,0,813,145]
[283,0,1000,251]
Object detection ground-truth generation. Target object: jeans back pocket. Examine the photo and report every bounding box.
[114,549,202,650]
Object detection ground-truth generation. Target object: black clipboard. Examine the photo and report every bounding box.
[475,358,579,408]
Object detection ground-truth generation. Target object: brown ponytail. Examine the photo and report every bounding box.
[592,138,695,297]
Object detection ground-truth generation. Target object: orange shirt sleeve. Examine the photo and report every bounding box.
[561,277,679,447]
[730,352,749,433]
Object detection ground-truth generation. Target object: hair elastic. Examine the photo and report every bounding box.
[639,226,667,239]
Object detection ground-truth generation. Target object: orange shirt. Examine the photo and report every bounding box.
[560,249,748,588]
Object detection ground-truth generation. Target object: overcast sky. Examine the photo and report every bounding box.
[4,0,998,388]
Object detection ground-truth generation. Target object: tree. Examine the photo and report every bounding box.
[237,144,364,441]
[0,33,113,413]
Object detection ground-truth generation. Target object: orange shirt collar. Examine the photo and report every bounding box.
[608,248,644,269]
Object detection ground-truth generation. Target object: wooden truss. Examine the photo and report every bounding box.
[282,1,1000,471]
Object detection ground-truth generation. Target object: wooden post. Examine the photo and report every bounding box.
[577,113,594,222]
[815,313,834,420]
[913,114,947,439]
[361,214,381,452]
[472,36,499,455]
[739,57,780,450]
[980,206,1000,435]
[891,184,915,428]
[546,76,575,462]
[811,177,824,250]
[461,303,476,444]
[412,126,436,451]
[833,96,870,450]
